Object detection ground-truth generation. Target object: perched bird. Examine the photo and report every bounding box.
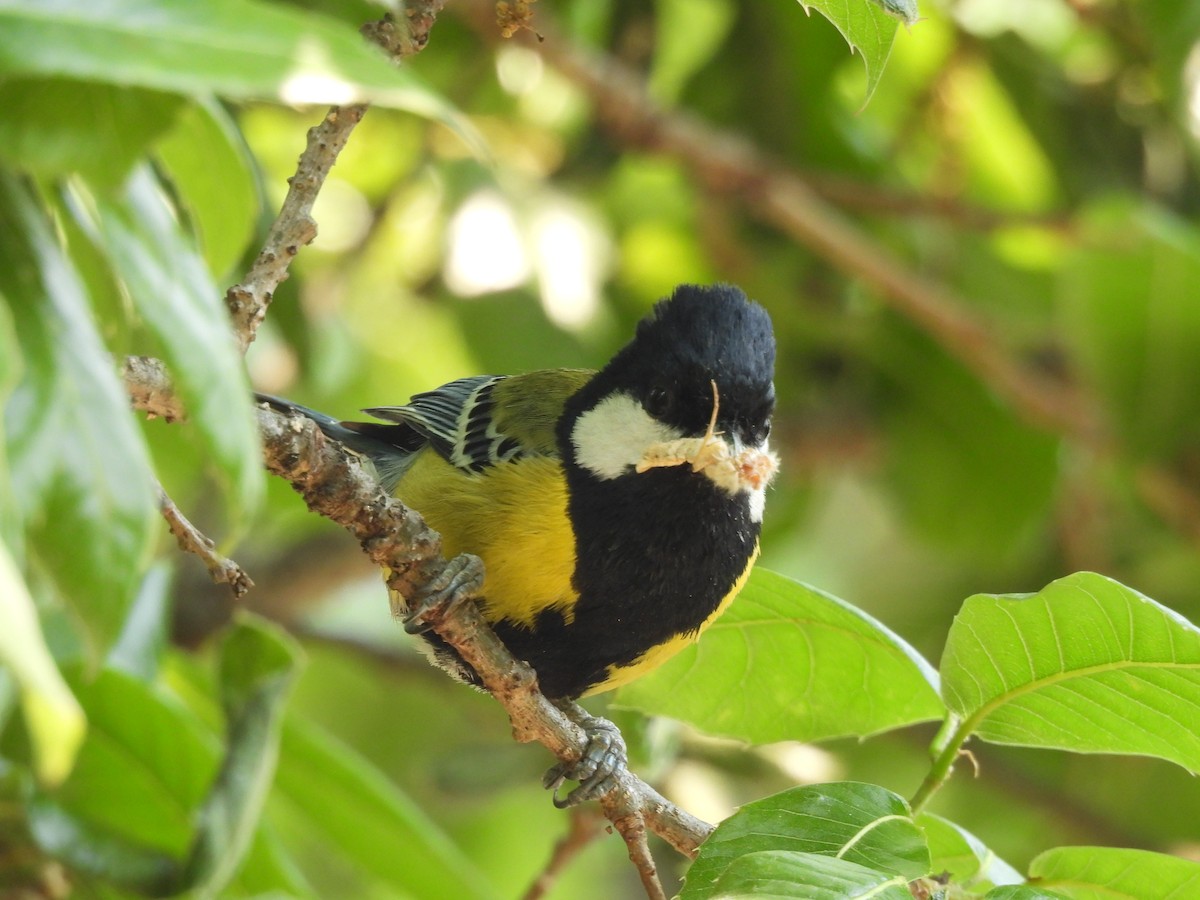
[260,283,777,798]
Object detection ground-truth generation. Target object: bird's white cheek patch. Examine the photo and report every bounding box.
[572,392,683,481]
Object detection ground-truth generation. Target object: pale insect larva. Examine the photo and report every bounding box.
[870,0,919,27]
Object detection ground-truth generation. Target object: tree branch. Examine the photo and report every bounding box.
[157,485,254,598]
[223,3,446,352]
[523,807,606,900]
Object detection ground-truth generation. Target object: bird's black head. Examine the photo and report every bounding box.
[581,283,776,448]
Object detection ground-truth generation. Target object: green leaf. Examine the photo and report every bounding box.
[985,887,1070,900]
[74,165,264,526]
[0,298,21,552]
[271,717,497,900]
[27,794,182,896]
[692,850,913,900]
[0,172,158,656]
[33,622,300,897]
[106,563,172,682]
[1026,846,1200,899]
[683,782,931,897]
[615,569,943,742]
[0,536,86,786]
[182,618,301,897]
[799,0,902,105]
[0,0,483,151]
[155,98,259,279]
[49,668,218,858]
[0,78,183,187]
[916,814,1022,890]
[940,571,1200,771]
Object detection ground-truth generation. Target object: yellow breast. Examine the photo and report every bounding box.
[394,451,579,627]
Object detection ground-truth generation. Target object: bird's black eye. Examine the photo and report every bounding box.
[643,386,672,419]
[743,418,771,446]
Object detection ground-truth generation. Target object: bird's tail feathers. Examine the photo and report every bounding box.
[254,392,419,490]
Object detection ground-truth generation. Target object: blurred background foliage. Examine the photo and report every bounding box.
[4,0,1200,896]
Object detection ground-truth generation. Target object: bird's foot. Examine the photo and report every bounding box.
[543,703,628,808]
[401,553,485,635]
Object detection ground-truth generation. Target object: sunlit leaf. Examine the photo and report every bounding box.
[616,569,943,742]
[0,172,157,656]
[0,0,483,152]
[0,537,86,786]
[0,78,182,187]
[1026,846,1200,900]
[941,572,1200,771]
[798,0,902,104]
[106,564,172,682]
[683,782,930,896]
[74,165,264,527]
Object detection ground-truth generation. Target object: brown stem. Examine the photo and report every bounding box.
[522,807,605,900]
[157,486,254,598]
[223,4,446,351]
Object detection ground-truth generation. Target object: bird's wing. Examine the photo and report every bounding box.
[363,369,594,473]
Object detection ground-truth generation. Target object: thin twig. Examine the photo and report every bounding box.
[522,807,606,900]
[223,4,446,352]
[607,802,667,900]
[122,356,186,423]
[157,486,254,598]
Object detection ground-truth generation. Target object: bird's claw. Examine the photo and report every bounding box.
[543,712,627,808]
[401,553,485,634]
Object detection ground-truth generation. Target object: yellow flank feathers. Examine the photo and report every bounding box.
[586,543,759,696]
[395,450,579,628]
